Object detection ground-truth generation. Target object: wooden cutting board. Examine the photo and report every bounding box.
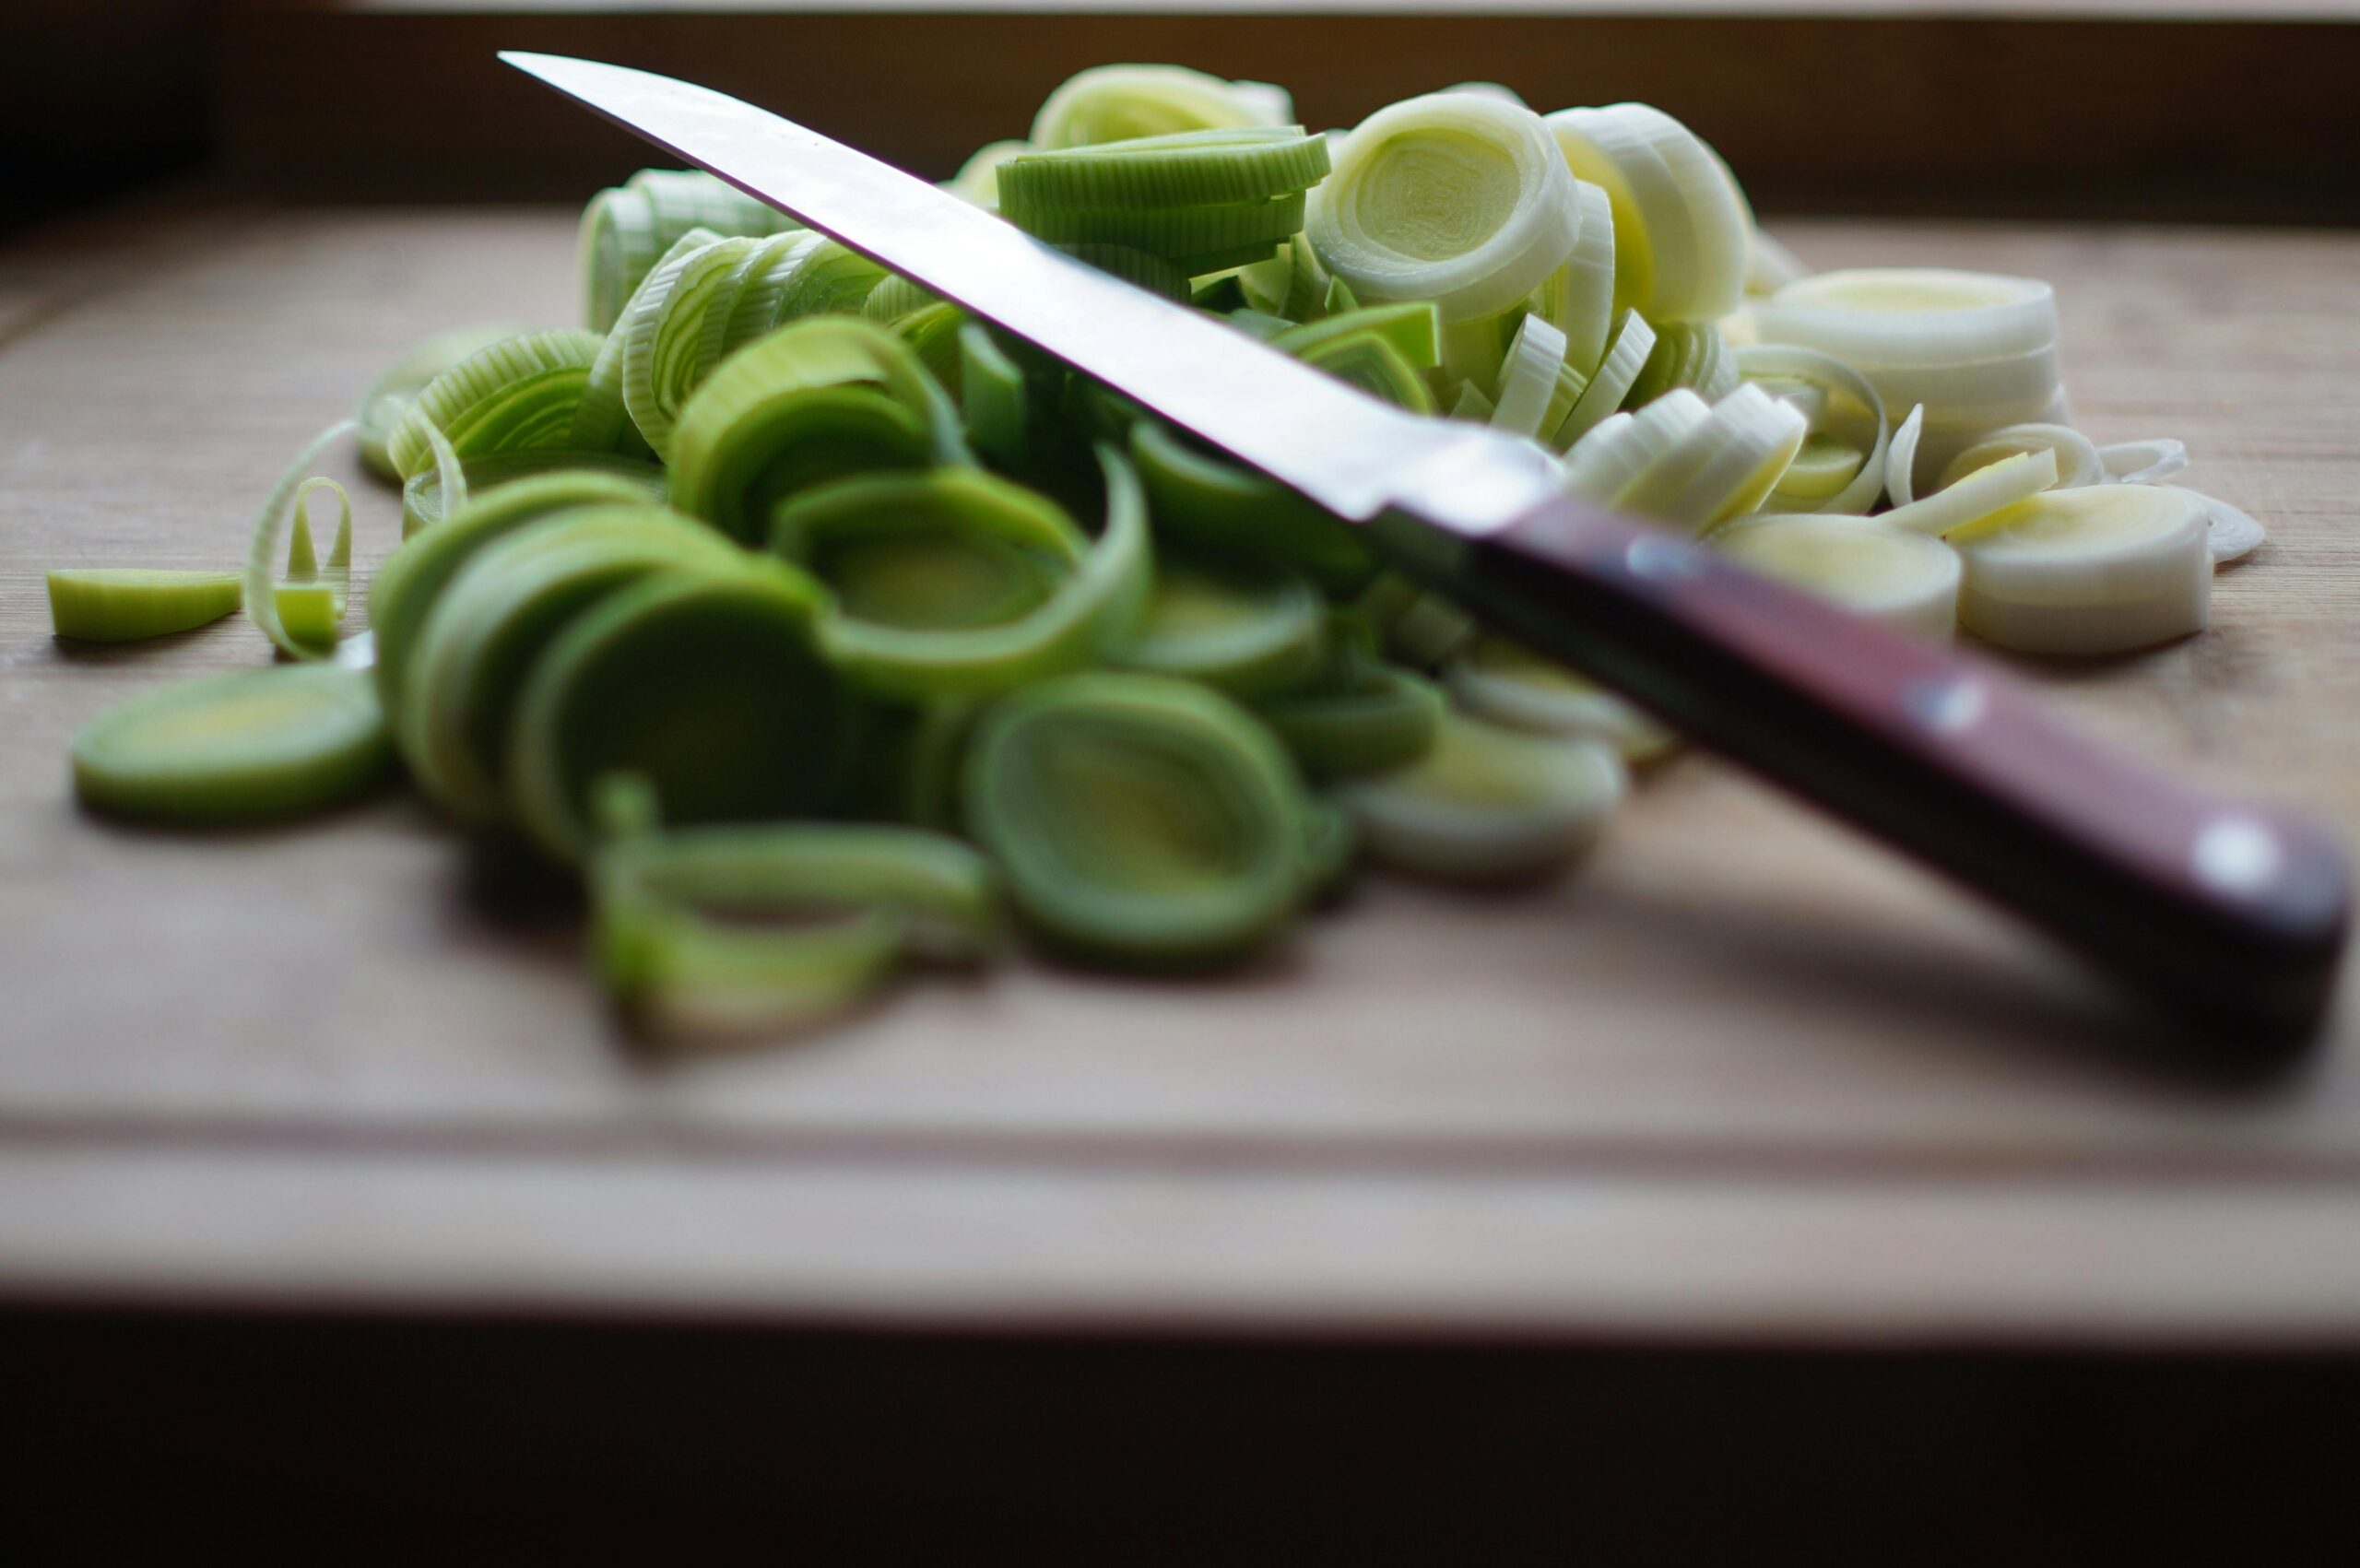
[3,199,2356,1341]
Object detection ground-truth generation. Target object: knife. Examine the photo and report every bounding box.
[503,52,2348,1053]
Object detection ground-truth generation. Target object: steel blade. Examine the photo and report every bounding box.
[502,52,1555,532]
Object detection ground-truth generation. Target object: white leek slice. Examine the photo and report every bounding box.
[1537,179,1617,374]
[2099,437,2189,487]
[1879,449,2059,538]
[1735,348,1894,514]
[1710,514,1963,639]
[2173,487,2267,565]
[1617,383,1806,532]
[1338,713,1626,882]
[1308,92,1581,324]
[1545,104,1749,324]
[1561,387,1712,506]
[1552,310,1656,448]
[1754,268,2058,365]
[1445,637,1678,762]
[1745,229,1811,297]
[1952,485,2211,655]
[1885,404,1926,508]
[1030,65,1290,148]
[1941,422,2106,490]
[1773,434,1866,503]
[1489,312,1569,440]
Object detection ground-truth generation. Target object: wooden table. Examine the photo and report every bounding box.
[4,199,2359,1350]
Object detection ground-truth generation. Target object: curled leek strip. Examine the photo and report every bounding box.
[1308,92,1581,324]
[1029,65,1292,150]
[959,323,1031,469]
[384,329,611,479]
[579,169,799,333]
[71,664,391,825]
[1884,404,1927,508]
[1734,344,1893,515]
[593,811,1004,1042]
[2098,437,2189,487]
[1950,484,2211,655]
[400,506,749,824]
[780,447,1151,700]
[355,323,525,481]
[1880,449,2059,538]
[1255,616,1446,782]
[510,561,859,865]
[620,232,766,460]
[1940,422,2106,490]
[401,449,667,539]
[48,571,242,643]
[669,317,969,545]
[368,469,677,714]
[1623,320,1737,409]
[1755,267,2059,367]
[2178,488,2266,565]
[1336,713,1625,884]
[271,477,355,652]
[1444,638,1678,763]
[961,671,1317,967]
[1710,514,1964,639]
[1546,104,1751,324]
[945,139,1033,208]
[1109,556,1328,699]
[1552,310,1656,449]
[1128,420,1375,594]
[243,421,357,662]
[574,228,718,462]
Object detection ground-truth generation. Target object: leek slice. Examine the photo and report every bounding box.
[773,455,1150,701]
[510,562,859,864]
[1616,383,1807,532]
[1546,104,1750,324]
[1255,616,1446,781]
[958,323,1031,468]
[356,323,525,481]
[1008,192,1308,257]
[1562,387,1713,506]
[961,671,1316,967]
[1952,484,2211,655]
[594,817,1002,1041]
[1709,514,1963,639]
[401,450,667,538]
[1756,267,2058,365]
[1293,331,1437,413]
[1447,379,1497,423]
[1623,320,1737,409]
[1030,65,1292,150]
[1885,405,1927,508]
[1734,344,1893,515]
[1444,638,1678,762]
[1127,420,1375,593]
[368,469,673,714]
[999,126,1329,211]
[1269,301,1442,370]
[1336,713,1624,883]
[271,477,354,651]
[1308,92,1581,324]
[1552,310,1656,447]
[669,317,968,545]
[620,232,766,461]
[579,169,799,333]
[1109,556,1327,699]
[2178,487,2266,565]
[1538,178,1617,374]
[243,422,357,662]
[946,139,1032,207]
[71,664,391,825]
[1489,312,1569,440]
[2099,438,2189,487]
[1880,449,2059,537]
[384,329,611,479]
[48,570,242,643]
[399,507,749,823]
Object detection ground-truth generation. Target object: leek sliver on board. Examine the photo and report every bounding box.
[56,59,2263,1042]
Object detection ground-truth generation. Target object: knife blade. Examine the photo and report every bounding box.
[505,52,2349,1051]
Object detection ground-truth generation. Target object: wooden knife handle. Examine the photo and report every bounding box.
[1402,490,2350,1053]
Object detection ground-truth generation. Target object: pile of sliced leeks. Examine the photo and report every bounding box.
[52,65,2266,1041]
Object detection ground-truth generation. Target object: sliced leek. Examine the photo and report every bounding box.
[355,323,525,480]
[1337,713,1625,883]
[243,422,358,662]
[1444,638,1678,762]
[2178,488,2266,565]
[1109,556,1327,699]
[1623,320,1737,409]
[1952,484,2212,655]
[2099,438,2189,487]
[49,570,242,643]
[1734,344,1892,515]
[1552,310,1657,448]
[1256,618,1446,781]
[401,450,667,538]
[1612,383,1806,532]
[1127,420,1375,594]
[1940,422,2106,491]
[1546,104,1750,324]
[961,671,1316,966]
[1030,65,1292,150]
[71,664,391,824]
[384,329,612,479]
[580,169,799,333]
[271,478,354,652]
[1710,514,1963,639]
[1879,448,2059,538]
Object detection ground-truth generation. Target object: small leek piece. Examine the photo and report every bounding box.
[593,805,1002,1040]
[49,570,242,643]
[1553,310,1657,448]
[1444,638,1677,762]
[998,127,1329,212]
[1127,420,1375,594]
[1109,555,1327,699]
[70,664,391,824]
[1030,65,1292,150]
[271,477,354,652]
[772,452,1151,700]
[1561,388,1713,507]
[1951,484,2212,655]
[1545,104,1751,324]
[355,323,526,480]
[1336,713,1625,883]
[961,671,1316,967]
[401,449,667,538]
[243,422,357,662]
[1709,514,1964,639]
[1308,92,1582,324]
[668,317,969,544]
[1622,320,1737,409]
[509,563,861,864]
[1536,178,1618,374]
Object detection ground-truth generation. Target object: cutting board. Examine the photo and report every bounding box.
[3,200,2357,1341]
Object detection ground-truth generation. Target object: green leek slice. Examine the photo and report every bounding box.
[1008,192,1308,257]
[999,127,1329,210]
[1255,616,1446,781]
[580,169,799,333]
[1292,331,1436,413]
[1269,301,1441,370]
[401,450,667,538]
[620,232,766,460]
[1109,556,1328,699]
[271,477,354,652]
[243,422,358,662]
[355,323,526,481]
[1030,65,1292,150]
[1337,713,1625,882]
[384,329,610,479]
[1053,242,1196,303]
[669,317,968,545]
[961,670,1316,967]
[510,562,860,865]
[49,570,242,643]
[1127,420,1375,594]
[71,664,391,825]
[1445,637,1678,762]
